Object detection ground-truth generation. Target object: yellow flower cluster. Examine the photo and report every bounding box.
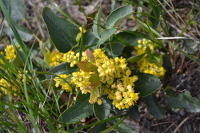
[48,50,87,67]
[0,79,18,96]
[135,39,166,77]
[0,70,24,96]
[53,49,139,109]
[3,45,16,62]
[54,74,72,92]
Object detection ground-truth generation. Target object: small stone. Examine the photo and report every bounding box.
[179,110,186,117]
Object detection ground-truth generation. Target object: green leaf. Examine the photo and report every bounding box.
[182,39,198,54]
[145,94,164,119]
[149,5,160,29]
[127,105,140,121]
[110,120,138,133]
[61,93,93,124]
[42,7,79,53]
[133,71,161,97]
[77,61,97,72]
[94,96,111,120]
[47,62,77,78]
[127,54,145,63]
[5,23,33,41]
[92,7,102,39]
[103,42,125,57]
[106,6,133,29]
[167,91,200,113]
[97,28,116,45]
[3,0,26,21]
[88,123,106,133]
[147,53,163,67]
[163,55,172,74]
[82,30,98,47]
[33,57,49,70]
[114,31,149,46]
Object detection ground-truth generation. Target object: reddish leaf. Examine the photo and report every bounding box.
[89,74,100,87]
[85,49,95,62]
[77,61,97,72]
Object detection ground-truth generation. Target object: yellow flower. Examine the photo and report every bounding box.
[135,39,166,77]
[54,74,72,92]
[4,45,16,62]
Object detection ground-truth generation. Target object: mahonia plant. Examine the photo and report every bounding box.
[134,39,166,77]
[53,49,139,110]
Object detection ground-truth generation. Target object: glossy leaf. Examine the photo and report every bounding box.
[82,30,98,47]
[182,39,198,54]
[3,0,26,21]
[127,54,145,63]
[47,62,77,78]
[77,61,97,72]
[110,120,138,133]
[145,94,164,119]
[114,31,149,46]
[97,28,116,45]
[149,5,160,29]
[88,123,106,133]
[42,7,79,53]
[127,105,140,121]
[133,71,161,97]
[92,7,102,39]
[5,23,33,41]
[167,91,200,113]
[61,93,93,124]
[163,55,172,74]
[103,42,125,57]
[94,96,111,120]
[106,6,133,29]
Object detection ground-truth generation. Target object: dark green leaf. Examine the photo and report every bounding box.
[61,93,93,124]
[3,0,26,21]
[42,7,79,53]
[97,28,116,45]
[47,62,77,78]
[106,6,133,29]
[88,123,106,133]
[94,96,111,120]
[114,31,149,46]
[92,7,102,39]
[103,42,125,57]
[149,5,160,29]
[145,94,164,119]
[133,71,161,97]
[127,54,145,63]
[5,23,33,41]
[163,55,172,74]
[82,30,98,47]
[127,105,140,121]
[182,39,198,54]
[110,120,138,133]
[167,91,200,113]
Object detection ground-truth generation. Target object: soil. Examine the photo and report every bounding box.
[1,0,200,133]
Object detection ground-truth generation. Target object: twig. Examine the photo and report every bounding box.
[173,116,189,133]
